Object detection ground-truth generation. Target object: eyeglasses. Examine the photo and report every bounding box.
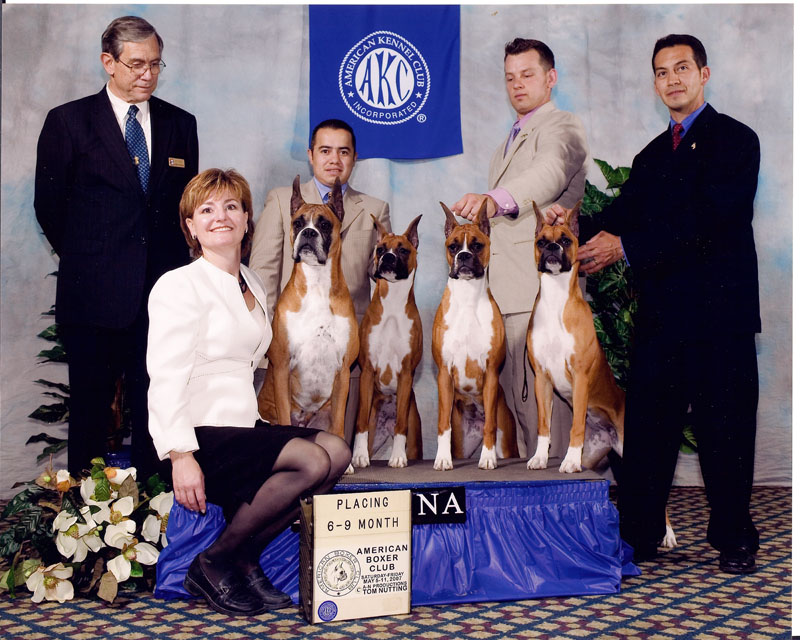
[117,58,166,76]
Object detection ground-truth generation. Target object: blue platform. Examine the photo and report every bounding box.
[155,458,638,605]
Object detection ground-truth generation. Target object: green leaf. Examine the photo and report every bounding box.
[93,478,112,502]
[60,494,82,519]
[28,403,68,423]
[37,324,61,341]
[36,345,67,363]
[26,432,65,446]
[146,474,168,498]
[129,560,144,579]
[33,379,70,394]
[90,456,107,468]
[1,487,46,518]
[35,441,68,464]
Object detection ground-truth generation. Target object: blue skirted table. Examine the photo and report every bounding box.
[155,458,639,605]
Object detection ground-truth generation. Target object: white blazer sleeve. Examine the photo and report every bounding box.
[146,270,202,460]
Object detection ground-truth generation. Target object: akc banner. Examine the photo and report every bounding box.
[309,5,462,160]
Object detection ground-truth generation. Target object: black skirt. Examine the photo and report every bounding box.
[193,421,320,521]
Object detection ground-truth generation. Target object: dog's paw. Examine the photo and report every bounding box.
[433,455,453,471]
[527,454,548,470]
[351,432,370,468]
[478,446,497,470]
[343,463,355,475]
[351,453,370,468]
[388,454,408,468]
[559,446,583,473]
[660,524,678,549]
[387,435,407,468]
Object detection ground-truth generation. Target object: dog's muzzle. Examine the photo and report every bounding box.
[451,250,484,279]
[376,251,409,282]
[293,227,327,265]
[538,242,571,274]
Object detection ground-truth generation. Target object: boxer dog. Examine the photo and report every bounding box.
[525,201,624,473]
[432,201,518,470]
[258,176,358,447]
[525,201,676,548]
[351,214,424,469]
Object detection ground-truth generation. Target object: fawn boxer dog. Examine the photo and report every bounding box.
[351,214,424,469]
[258,176,358,450]
[432,200,518,470]
[526,202,675,546]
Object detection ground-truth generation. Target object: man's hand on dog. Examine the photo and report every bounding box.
[452,193,497,222]
[545,203,623,274]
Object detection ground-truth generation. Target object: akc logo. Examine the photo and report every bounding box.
[339,30,431,125]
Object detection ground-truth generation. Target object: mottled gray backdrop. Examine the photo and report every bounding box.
[0,4,791,496]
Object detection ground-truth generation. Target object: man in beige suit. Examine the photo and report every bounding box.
[452,38,590,459]
[250,119,391,445]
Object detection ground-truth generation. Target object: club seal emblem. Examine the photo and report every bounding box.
[316,550,361,597]
[339,30,431,125]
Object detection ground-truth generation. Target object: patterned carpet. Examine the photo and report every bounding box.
[0,486,790,640]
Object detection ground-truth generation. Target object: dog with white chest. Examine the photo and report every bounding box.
[352,214,424,469]
[432,201,518,470]
[258,175,358,445]
[525,201,625,473]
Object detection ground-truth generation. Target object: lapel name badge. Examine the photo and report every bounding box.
[168,157,186,168]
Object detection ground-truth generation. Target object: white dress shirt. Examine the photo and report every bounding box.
[106,83,152,160]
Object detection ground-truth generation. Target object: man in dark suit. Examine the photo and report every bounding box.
[552,34,761,574]
[34,16,199,478]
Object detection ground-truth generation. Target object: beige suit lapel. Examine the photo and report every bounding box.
[490,101,557,188]
[341,187,365,233]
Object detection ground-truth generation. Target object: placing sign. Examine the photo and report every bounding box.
[300,490,412,623]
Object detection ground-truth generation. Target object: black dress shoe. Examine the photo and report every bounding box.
[184,555,267,616]
[719,548,757,574]
[244,568,294,609]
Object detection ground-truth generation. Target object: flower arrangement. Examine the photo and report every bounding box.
[0,457,172,604]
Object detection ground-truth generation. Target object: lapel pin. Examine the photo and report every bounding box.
[691,142,696,150]
[133,156,139,166]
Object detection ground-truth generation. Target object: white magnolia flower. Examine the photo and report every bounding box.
[104,466,137,486]
[26,563,74,603]
[107,540,160,583]
[104,520,137,549]
[94,495,135,527]
[142,492,173,547]
[53,507,105,562]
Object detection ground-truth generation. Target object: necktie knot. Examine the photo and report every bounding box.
[127,105,139,118]
[672,122,684,151]
[504,123,521,157]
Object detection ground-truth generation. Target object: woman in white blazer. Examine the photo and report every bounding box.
[147,169,350,616]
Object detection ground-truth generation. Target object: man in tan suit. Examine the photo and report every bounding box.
[452,38,590,459]
[250,119,391,445]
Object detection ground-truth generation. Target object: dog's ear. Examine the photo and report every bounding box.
[565,200,581,238]
[371,214,389,240]
[290,175,304,215]
[404,214,423,249]
[533,201,545,237]
[475,198,491,237]
[440,202,459,238]
[328,177,345,222]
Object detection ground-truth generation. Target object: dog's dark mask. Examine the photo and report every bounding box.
[536,233,573,274]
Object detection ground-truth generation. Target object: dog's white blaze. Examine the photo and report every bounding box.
[351,431,370,468]
[441,278,493,393]
[433,429,453,470]
[292,221,326,265]
[388,434,408,468]
[368,271,415,394]
[286,261,351,412]
[532,270,575,402]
